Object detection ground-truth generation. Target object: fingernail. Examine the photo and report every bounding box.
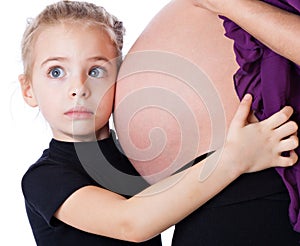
[243,94,251,101]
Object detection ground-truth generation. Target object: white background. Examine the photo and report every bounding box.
[1,1,174,245]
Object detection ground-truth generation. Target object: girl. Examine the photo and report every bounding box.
[19,1,298,245]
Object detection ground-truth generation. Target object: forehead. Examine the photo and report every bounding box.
[33,22,118,61]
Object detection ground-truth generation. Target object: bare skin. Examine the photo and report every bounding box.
[114,0,241,183]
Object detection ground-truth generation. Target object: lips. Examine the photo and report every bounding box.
[64,106,94,119]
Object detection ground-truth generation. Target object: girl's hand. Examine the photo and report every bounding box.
[224,94,298,174]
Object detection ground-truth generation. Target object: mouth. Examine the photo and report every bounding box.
[64,106,94,119]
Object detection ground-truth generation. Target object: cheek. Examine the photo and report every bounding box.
[37,98,58,121]
[33,86,61,120]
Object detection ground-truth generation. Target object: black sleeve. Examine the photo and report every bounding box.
[21,161,94,227]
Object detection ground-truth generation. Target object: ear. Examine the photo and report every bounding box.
[18,74,38,107]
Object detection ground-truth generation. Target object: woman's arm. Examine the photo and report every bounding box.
[55,95,298,242]
[193,0,300,65]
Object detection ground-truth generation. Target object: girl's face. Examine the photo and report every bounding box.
[20,23,119,142]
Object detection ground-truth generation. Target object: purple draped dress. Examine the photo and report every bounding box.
[220,0,300,232]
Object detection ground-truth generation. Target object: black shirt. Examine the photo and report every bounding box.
[21,135,162,246]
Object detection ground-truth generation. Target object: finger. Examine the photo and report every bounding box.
[263,106,294,129]
[274,121,298,140]
[275,150,298,167]
[230,94,253,128]
[247,112,259,124]
[277,134,299,152]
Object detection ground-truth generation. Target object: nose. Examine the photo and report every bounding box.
[68,77,91,99]
[70,87,89,98]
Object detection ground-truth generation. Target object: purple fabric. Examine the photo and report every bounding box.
[220,0,300,232]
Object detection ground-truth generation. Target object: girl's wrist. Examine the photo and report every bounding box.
[199,146,242,183]
[219,145,244,179]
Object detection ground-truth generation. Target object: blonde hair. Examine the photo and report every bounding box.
[21,0,125,77]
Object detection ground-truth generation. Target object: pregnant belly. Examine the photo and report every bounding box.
[114,2,240,184]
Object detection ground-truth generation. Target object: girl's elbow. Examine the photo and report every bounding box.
[120,219,154,243]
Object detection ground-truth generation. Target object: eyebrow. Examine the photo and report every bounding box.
[41,57,67,67]
[40,56,112,67]
[88,56,112,66]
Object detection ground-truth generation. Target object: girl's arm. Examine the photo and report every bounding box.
[193,0,300,65]
[55,95,298,242]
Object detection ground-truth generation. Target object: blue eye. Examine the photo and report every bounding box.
[89,67,106,78]
[49,67,65,78]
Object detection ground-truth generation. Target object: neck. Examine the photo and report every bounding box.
[52,124,111,142]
